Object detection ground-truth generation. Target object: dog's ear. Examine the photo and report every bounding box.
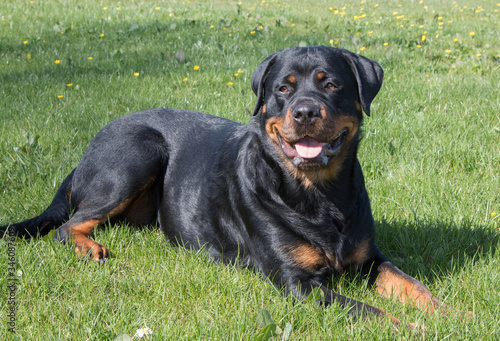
[251,51,283,116]
[342,51,384,116]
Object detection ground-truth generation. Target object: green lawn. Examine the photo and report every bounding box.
[1,0,499,339]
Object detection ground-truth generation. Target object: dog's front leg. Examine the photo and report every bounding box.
[368,258,449,313]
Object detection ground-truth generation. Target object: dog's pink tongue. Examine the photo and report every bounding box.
[294,137,323,159]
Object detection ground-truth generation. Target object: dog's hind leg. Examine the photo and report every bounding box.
[53,124,168,261]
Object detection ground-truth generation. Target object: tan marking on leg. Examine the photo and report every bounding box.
[69,220,109,261]
[376,261,448,313]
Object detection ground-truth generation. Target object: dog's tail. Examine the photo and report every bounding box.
[0,169,75,238]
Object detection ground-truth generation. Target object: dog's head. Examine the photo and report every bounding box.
[251,46,383,187]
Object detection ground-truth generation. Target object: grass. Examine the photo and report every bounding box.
[0,0,499,339]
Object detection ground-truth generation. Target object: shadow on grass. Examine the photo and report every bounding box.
[374,218,498,281]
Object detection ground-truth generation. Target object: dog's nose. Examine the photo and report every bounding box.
[292,104,321,125]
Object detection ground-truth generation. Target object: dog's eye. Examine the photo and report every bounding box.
[278,85,289,93]
[325,82,336,90]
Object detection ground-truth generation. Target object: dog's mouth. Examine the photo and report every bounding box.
[277,129,349,168]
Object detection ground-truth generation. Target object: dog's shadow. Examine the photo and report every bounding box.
[373,218,498,281]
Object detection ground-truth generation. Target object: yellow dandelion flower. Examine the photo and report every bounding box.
[234,73,239,77]
[155,7,160,10]
[193,65,200,71]
[67,83,73,87]
[100,33,104,38]
[58,95,64,99]
[116,7,120,11]
[424,5,428,9]
[419,25,424,29]
[183,77,188,82]
[210,24,214,28]
[445,49,451,53]
[416,44,422,48]
[469,32,474,36]
[374,4,379,7]
[103,7,108,10]
[250,31,256,34]
[383,42,389,46]
[55,60,60,64]
[23,40,28,45]
[27,54,31,59]
[476,53,481,57]
[421,35,426,42]
[454,38,458,42]
[169,13,172,17]
[228,82,233,85]
[392,11,398,15]
[259,25,263,29]
[291,24,295,27]
[492,212,498,217]
[436,33,439,38]
[238,69,243,74]
[134,72,140,77]
[451,65,456,69]
[359,46,366,51]
[329,7,333,11]
[88,57,93,60]
[330,39,334,45]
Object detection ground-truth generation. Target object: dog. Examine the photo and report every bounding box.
[1,46,454,327]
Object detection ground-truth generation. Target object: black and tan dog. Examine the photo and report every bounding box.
[1,46,455,326]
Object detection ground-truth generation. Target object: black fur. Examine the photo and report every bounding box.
[2,47,449,323]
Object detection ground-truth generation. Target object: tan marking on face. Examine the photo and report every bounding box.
[286,75,296,83]
[268,106,361,189]
[355,101,362,112]
[316,71,326,80]
[265,116,284,146]
[287,114,359,188]
[262,104,267,115]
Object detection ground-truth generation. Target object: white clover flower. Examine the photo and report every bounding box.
[133,327,153,339]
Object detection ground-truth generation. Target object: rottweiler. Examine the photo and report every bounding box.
[1,46,454,327]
